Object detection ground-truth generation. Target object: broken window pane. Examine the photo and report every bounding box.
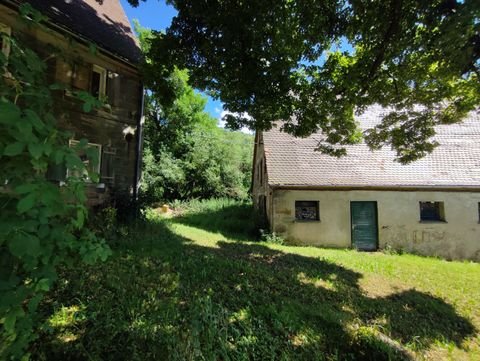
[295,201,319,221]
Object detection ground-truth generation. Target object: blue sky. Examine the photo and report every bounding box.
[120,0,225,120]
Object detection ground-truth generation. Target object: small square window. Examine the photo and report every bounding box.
[419,201,445,222]
[91,65,107,99]
[295,201,319,221]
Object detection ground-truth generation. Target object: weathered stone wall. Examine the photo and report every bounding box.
[0,4,142,205]
[272,189,480,261]
[252,133,273,227]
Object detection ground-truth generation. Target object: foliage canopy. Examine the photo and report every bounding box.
[130,0,479,163]
[135,23,253,202]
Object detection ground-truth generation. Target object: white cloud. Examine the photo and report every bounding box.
[218,110,253,134]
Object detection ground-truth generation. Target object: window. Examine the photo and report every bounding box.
[0,23,11,59]
[56,60,91,96]
[100,146,116,185]
[106,70,120,106]
[67,140,102,181]
[419,201,445,222]
[91,65,107,99]
[295,201,319,221]
[72,62,90,91]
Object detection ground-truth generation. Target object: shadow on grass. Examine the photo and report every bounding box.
[172,203,259,241]
[35,219,476,361]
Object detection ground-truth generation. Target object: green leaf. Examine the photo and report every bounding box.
[8,234,41,258]
[65,153,84,170]
[38,224,49,239]
[35,278,50,292]
[28,142,44,159]
[3,313,17,333]
[53,150,64,164]
[82,101,93,113]
[28,294,43,313]
[0,101,21,125]
[40,188,57,206]
[78,139,88,147]
[89,172,99,183]
[43,142,53,156]
[4,142,25,156]
[17,192,36,213]
[17,121,33,139]
[24,109,45,131]
[15,184,38,195]
[75,208,85,229]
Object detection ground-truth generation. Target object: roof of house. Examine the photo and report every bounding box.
[22,0,141,64]
[262,105,480,189]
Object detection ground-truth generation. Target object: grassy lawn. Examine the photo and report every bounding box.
[34,199,480,360]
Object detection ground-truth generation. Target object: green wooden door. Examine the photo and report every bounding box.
[351,201,378,251]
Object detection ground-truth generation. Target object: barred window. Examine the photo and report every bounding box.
[295,201,319,221]
[419,201,445,222]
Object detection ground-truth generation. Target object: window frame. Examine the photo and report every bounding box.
[0,23,11,59]
[91,64,107,99]
[295,200,320,222]
[100,146,117,185]
[67,139,102,182]
[419,201,446,223]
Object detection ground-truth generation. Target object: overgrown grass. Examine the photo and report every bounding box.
[169,198,259,241]
[33,199,480,360]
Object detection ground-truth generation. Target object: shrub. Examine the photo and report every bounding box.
[259,230,285,245]
[0,6,111,358]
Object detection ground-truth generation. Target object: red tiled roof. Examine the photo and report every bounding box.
[22,0,141,64]
[263,105,480,188]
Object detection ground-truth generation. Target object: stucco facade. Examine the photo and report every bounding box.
[252,107,480,261]
[267,188,480,261]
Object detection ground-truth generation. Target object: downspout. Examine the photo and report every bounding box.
[133,84,145,203]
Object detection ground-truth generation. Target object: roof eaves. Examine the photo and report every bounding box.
[269,184,480,191]
[4,0,141,68]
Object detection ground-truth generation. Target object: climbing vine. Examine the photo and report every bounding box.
[0,5,111,359]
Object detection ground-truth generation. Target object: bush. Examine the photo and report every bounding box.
[0,7,111,358]
[259,230,285,245]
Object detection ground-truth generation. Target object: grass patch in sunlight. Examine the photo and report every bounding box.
[33,200,480,360]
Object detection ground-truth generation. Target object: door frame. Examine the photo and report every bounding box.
[350,201,379,251]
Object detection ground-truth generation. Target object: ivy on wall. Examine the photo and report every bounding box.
[0,5,111,358]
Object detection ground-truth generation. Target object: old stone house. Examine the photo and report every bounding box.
[252,105,480,261]
[0,0,144,205]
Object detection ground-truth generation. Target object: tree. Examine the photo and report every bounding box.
[129,0,479,163]
[141,68,254,201]
[135,23,253,201]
